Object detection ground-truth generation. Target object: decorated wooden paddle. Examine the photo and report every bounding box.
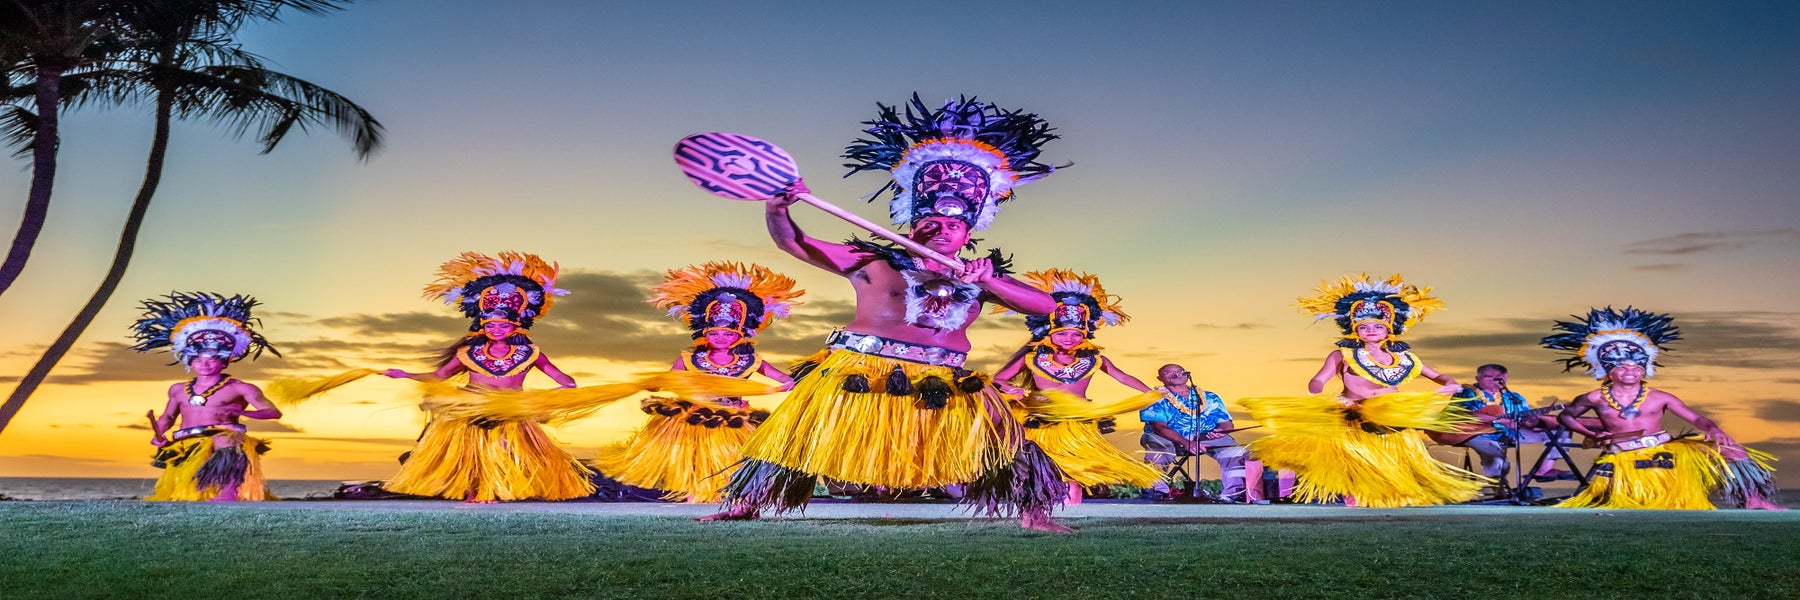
[673,132,964,269]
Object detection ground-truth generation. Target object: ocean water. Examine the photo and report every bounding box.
[0,477,348,501]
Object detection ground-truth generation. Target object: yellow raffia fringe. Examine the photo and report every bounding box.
[589,369,783,503]
[1241,391,1473,437]
[1022,389,1165,422]
[1358,391,1477,431]
[1557,439,1725,510]
[1026,420,1163,488]
[415,371,779,424]
[635,371,784,400]
[384,417,596,501]
[740,349,1018,488]
[265,369,381,406]
[593,406,760,503]
[144,433,275,501]
[1242,392,1487,507]
[416,381,643,424]
[1016,389,1165,487]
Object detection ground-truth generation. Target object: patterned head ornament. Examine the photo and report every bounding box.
[423,251,569,330]
[130,292,279,367]
[1541,306,1679,380]
[478,307,523,327]
[1296,273,1443,350]
[843,94,1060,231]
[1001,269,1128,351]
[649,262,803,347]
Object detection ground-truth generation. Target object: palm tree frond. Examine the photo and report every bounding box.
[1,105,39,158]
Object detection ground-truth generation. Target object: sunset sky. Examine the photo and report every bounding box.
[3,2,1798,484]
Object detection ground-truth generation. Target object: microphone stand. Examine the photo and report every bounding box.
[1499,385,1533,505]
[1181,372,1207,502]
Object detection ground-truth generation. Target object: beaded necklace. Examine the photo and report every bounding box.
[183,375,233,406]
[1031,352,1096,384]
[1604,384,1648,419]
[460,342,539,377]
[1348,347,1416,387]
[691,350,757,378]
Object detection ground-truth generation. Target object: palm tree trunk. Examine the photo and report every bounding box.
[0,65,65,298]
[0,91,172,435]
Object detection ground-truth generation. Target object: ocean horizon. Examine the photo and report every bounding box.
[0,477,350,501]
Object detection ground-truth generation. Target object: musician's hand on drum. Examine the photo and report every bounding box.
[1202,431,1226,441]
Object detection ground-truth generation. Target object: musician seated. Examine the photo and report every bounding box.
[1138,365,1252,502]
[1451,364,1576,485]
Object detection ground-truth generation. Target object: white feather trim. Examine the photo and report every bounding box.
[1578,330,1660,379]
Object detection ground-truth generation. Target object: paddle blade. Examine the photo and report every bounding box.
[673,132,800,200]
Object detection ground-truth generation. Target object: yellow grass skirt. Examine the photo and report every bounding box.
[1021,390,1165,488]
[739,349,1018,488]
[1242,392,1487,507]
[593,397,766,502]
[1557,439,1737,510]
[419,371,779,424]
[145,431,274,501]
[385,415,596,502]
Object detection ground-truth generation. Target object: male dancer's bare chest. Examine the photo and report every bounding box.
[846,262,983,348]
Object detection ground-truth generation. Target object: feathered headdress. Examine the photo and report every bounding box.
[130,292,279,366]
[649,262,803,348]
[1002,269,1128,351]
[842,94,1059,231]
[1541,306,1679,380]
[422,251,569,329]
[1296,273,1443,350]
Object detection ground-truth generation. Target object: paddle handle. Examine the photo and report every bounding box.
[795,193,964,270]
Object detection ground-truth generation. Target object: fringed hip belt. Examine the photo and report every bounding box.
[640,397,770,429]
[826,330,967,368]
[1606,431,1673,454]
[171,422,246,441]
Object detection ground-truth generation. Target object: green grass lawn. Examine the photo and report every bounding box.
[4,502,1797,599]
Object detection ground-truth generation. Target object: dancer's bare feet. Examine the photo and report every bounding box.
[1746,494,1790,511]
[699,505,760,521]
[209,485,240,502]
[1020,510,1074,534]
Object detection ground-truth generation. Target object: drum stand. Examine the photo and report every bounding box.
[1512,427,1589,504]
[1462,427,1590,505]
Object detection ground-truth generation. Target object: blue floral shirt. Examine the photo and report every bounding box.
[1453,387,1532,440]
[1139,388,1232,438]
